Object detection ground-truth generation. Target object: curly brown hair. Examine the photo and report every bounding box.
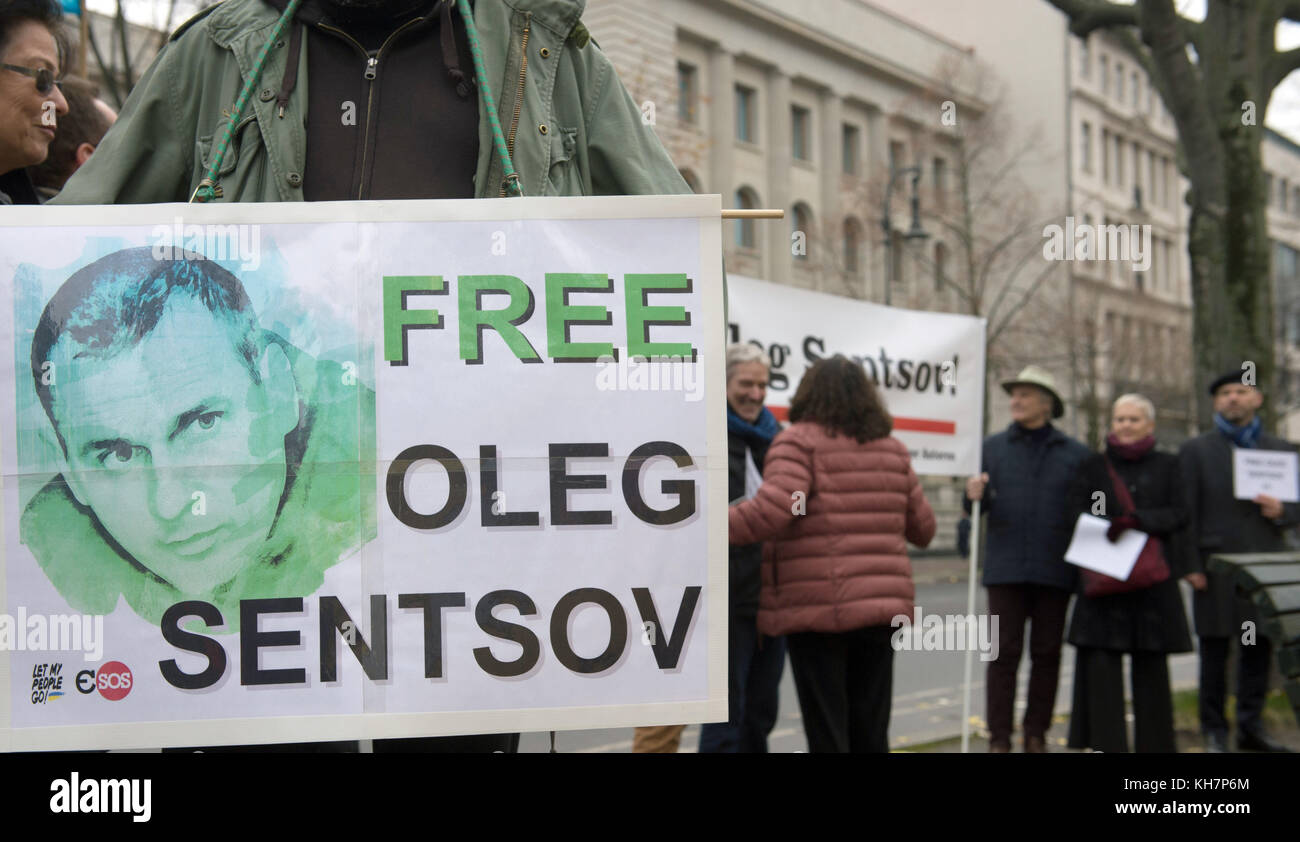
[788,355,892,443]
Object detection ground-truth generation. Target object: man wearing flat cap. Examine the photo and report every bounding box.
[1178,369,1299,752]
[965,366,1090,752]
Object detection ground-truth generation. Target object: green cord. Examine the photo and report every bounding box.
[456,0,522,197]
[190,0,305,203]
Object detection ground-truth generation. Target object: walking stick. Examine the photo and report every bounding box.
[961,499,981,753]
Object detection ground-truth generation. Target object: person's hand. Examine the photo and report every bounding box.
[1106,515,1138,543]
[1184,572,1208,591]
[966,473,989,502]
[1254,494,1283,520]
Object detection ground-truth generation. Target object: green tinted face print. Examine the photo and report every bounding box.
[49,295,298,597]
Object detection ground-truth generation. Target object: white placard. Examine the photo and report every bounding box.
[1232,448,1300,503]
[0,196,727,751]
[1064,513,1147,580]
[726,275,986,476]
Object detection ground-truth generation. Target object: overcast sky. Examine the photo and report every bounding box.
[86,0,1300,142]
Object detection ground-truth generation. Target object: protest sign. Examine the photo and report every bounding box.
[0,196,726,750]
[726,275,986,476]
[1233,448,1300,503]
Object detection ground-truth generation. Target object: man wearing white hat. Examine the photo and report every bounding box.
[965,366,1090,752]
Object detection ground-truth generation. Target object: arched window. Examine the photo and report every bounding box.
[934,241,949,291]
[791,202,813,261]
[734,187,759,250]
[843,216,863,275]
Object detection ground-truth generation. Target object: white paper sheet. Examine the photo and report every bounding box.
[1232,448,1300,503]
[1064,513,1147,580]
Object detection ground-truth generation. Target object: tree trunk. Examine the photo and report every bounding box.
[1048,0,1284,432]
[1186,30,1274,427]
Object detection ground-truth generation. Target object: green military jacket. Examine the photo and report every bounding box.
[55,0,689,203]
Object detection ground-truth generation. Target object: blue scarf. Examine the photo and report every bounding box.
[1214,412,1262,449]
[727,405,779,444]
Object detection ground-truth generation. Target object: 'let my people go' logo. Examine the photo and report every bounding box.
[76,661,133,701]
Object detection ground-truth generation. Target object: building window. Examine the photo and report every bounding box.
[1101,129,1110,183]
[1132,71,1139,107]
[1080,38,1090,78]
[1153,239,1161,289]
[934,241,948,292]
[677,62,698,125]
[1282,179,1289,213]
[1100,54,1109,94]
[1148,149,1157,206]
[933,157,947,208]
[1280,242,1300,343]
[1081,122,1092,173]
[842,123,860,174]
[792,105,811,161]
[735,85,756,143]
[1116,62,1124,100]
[734,187,758,249]
[1115,133,1124,187]
[889,140,907,170]
[1132,141,1142,203]
[843,217,862,274]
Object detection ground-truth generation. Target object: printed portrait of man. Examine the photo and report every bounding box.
[19,246,376,628]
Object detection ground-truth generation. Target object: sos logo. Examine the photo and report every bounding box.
[76,661,133,701]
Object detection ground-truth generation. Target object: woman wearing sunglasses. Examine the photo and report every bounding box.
[0,0,69,205]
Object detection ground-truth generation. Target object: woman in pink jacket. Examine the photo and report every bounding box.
[729,355,936,752]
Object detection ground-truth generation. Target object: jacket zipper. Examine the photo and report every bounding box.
[318,19,425,199]
[499,13,531,197]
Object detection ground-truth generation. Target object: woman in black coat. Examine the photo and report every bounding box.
[1065,394,1193,753]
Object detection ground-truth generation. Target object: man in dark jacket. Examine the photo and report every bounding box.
[705,343,785,752]
[1179,371,1299,753]
[634,344,786,754]
[965,366,1090,752]
[0,0,68,204]
[28,75,115,198]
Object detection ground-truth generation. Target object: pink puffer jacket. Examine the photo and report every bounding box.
[729,421,936,637]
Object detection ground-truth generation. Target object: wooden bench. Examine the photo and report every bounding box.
[1207,552,1300,722]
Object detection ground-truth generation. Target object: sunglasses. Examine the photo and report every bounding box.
[2,63,61,95]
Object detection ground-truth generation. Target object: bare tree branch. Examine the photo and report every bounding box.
[86,21,123,107]
[114,2,134,93]
[989,260,1060,346]
[1270,46,1300,90]
[1044,0,1139,37]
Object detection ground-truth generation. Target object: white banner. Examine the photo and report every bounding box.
[727,275,986,476]
[0,196,727,750]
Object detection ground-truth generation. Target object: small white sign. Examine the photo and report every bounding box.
[1233,448,1300,503]
[1064,513,1147,581]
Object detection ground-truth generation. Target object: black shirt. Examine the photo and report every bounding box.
[264,0,480,201]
